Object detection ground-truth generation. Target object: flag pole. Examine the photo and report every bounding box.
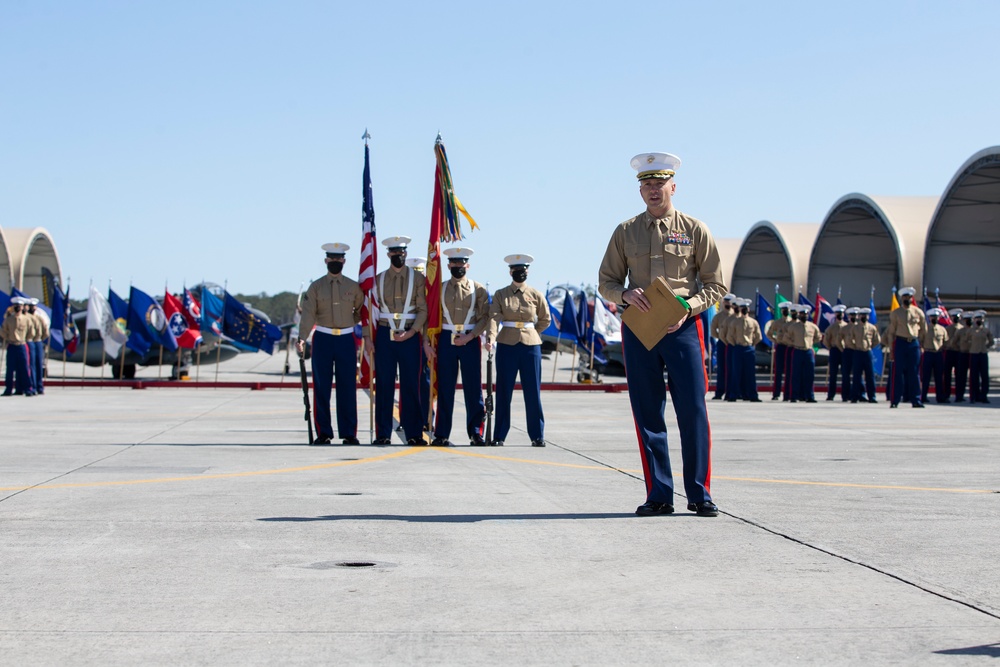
[283,281,304,385]
[215,282,226,385]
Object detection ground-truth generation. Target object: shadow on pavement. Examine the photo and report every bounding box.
[258,512,641,523]
[934,642,1000,657]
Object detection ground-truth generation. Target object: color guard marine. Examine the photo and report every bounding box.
[885,287,927,408]
[787,304,821,403]
[406,255,433,433]
[598,151,726,518]
[487,253,550,447]
[298,243,363,445]
[849,307,879,403]
[726,297,761,402]
[953,311,975,403]
[919,307,949,404]
[822,304,849,401]
[942,308,964,402]
[770,301,792,400]
[711,294,735,400]
[2,297,33,397]
[428,247,491,447]
[967,310,994,404]
[364,236,428,445]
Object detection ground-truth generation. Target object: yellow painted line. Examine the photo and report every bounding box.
[0,448,427,492]
[437,447,630,471]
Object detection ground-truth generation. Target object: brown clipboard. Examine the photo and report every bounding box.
[621,277,690,351]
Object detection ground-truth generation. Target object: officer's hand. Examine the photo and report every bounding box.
[666,313,688,334]
[453,333,469,346]
[296,340,305,356]
[486,339,496,353]
[623,288,651,312]
[393,329,412,342]
[364,337,374,355]
[423,340,436,360]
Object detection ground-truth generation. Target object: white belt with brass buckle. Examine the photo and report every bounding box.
[500,321,534,330]
[380,313,416,321]
[315,326,355,336]
[442,323,477,332]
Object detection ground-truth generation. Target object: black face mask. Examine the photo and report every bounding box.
[836,313,843,320]
[511,269,528,283]
[902,297,912,307]
[390,255,405,269]
[449,266,466,280]
[849,316,856,323]
[929,318,938,325]
[861,316,869,323]
[780,309,788,318]
[975,321,983,327]
[740,308,748,316]
[798,314,808,322]
[327,261,344,275]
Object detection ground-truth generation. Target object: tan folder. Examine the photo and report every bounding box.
[621,277,690,351]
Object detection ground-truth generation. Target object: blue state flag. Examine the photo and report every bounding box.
[756,292,774,348]
[559,288,580,340]
[1,289,10,320]
[869,294,884,376]
[127,286,178,355]
[223,292,282,354]
[576,287,591,348]
[200,288,225,337]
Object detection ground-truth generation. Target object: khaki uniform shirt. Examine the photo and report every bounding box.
[299,274,363,336]
[955,325,973,353]
[968,325,995,354]
[886,304,927,342]
[944,322,964,351]
[598,209,727,316]
[710,309,732,342]
[788,320,822,350]
[766,317,785,346]
[373,267,427,333]
[440,278,491,338]
[1,309,29,345]
[823,320,848,350]
[850,322,880,352]
[488,283,551,346]
[921,323,949,353]
[730,315,762,347]
[29,312,49,342]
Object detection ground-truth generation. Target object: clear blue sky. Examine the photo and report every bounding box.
[2,1,997,305]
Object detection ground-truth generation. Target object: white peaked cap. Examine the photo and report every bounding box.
[898,287,916,297]
[504,253,534,266]
[322,242,350,254]
[382,235,411,249]
[443,247,474,260]
[630,152,681,179]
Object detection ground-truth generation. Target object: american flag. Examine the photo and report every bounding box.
[358,139,378,387]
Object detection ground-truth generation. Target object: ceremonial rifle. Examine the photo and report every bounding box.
[298,353,314,445]
[484,349,494,444]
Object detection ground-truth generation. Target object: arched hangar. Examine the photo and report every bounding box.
[730,221,819,301]
[3,227,64,297]
[0,226,14,293]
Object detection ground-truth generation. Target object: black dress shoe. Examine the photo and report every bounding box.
[407,438,426,446]
[979,398,991,404]
[372,437,392,445]
[491,440,504,447]
[806,399,817,403]
[635,501,674,516]
[850,399,858,404]
[771,395,780,400]
[470,435,487,446]
[826,396,835,401]
[868,398,878,404]
[749,398,762,403]
[955,398,966,403]
[912,402,925,408]
[686,501,720,517]
[531,439,546,447]
[312,436,332,446]
[342,437,360,445]
[890,403,898,408]
[431,437,452,447]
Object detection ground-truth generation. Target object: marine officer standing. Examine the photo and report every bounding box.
[298,243,364,445]
[967,310,994,404]
[406,255,433,432]
[953,311,975,403]
[919,307,949,405]
[711,294,735,400]
[885,286,927,408]
[488,254,550,447]
[428,247,491,447]
[364,236,428,445]
[598,152,727,518]
[823,304,848,401]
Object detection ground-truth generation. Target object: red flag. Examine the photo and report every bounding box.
[358,141,378,388]
[164,290,203,349]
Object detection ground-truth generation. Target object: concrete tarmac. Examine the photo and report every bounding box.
[3,351,999,665]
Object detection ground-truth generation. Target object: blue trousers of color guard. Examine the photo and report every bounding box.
[890,338,922,405]
[826,347,842,399]
[791,348,815,401]
[622,317,712,507]
[375,326,422,441]
[494,342,543,442]
[920,350,945,403]
[713,340,727,398]
[731,344,757,400]
[434,332,484,441]
[850,350,876,401]
[772,343,787,398]
[4,344,32,395]
[840,348,854,400]
[969,353,990,402]
[311,331,358,440]
[30,341,45,394]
